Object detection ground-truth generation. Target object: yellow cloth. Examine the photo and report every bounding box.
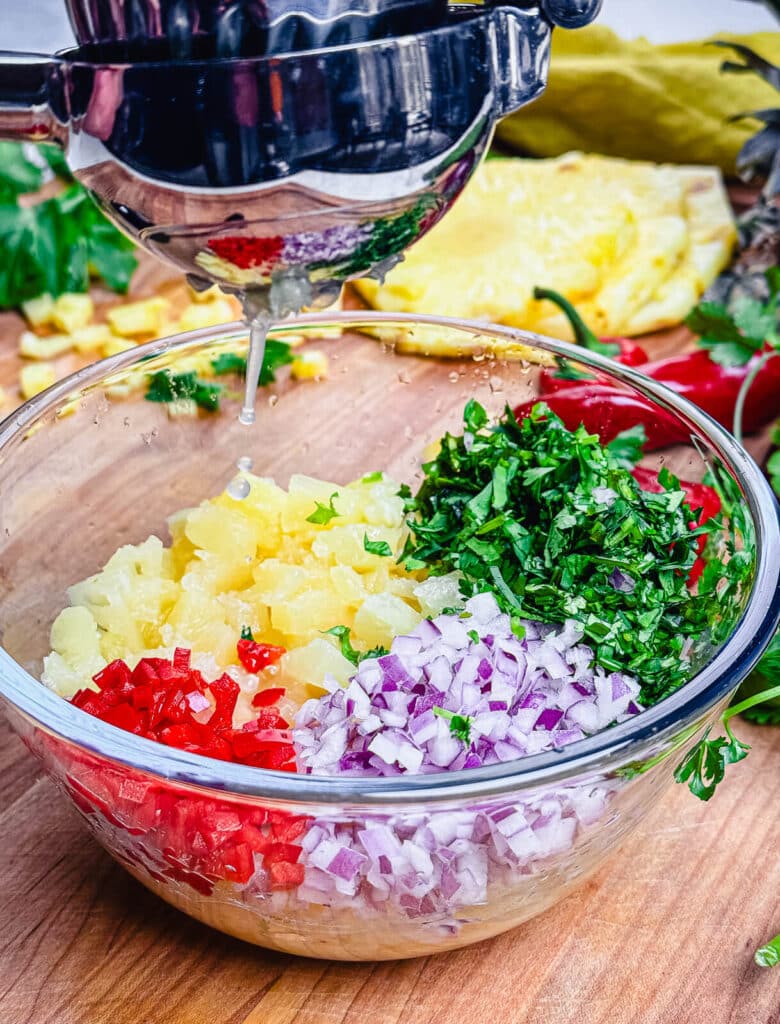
[496,28,780,175]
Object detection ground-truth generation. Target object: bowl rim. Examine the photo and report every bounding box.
[1,310,779,805]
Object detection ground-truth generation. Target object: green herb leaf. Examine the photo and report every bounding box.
[361,471,384,484]
[363,534,393,557]
[606,424,647,469]
[402,401,741,706]
[306,493,341,525]
[323,625,388,666]
[240,625,254,641]
[686,285,779,367]
[755,934,780,968]
[0,142,43,201]
[211,352,247,376]
[144,370,223,412]
[433,706,472,743]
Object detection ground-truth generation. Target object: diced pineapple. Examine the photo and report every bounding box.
[353,593,420,649]
[312,523,401,570]
[185,502,259,561]
[50,605,105,682]
[176,298,236,332]
[164,589,236,664]
[21,293,55,328]
[329,564,366,606]
[271,588,351,639]
[19,331,74,360]
[72,324,115,354]
[19,362,56,398]
[107,297,170,337]
[52,293,94,333]
[102,337,138,357]
[188,282,222,304]
[414,572,464,617]
[252,559,309,603]
[291,349,329,380]
[281,638,355,692]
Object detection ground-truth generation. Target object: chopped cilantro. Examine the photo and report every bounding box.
[467,629,480,644]
[306,492,340,525]
[361,471,384,484]
[606,424,647,470]
[433,706,472,744]
[401,401,742,706]
[210,339,293,385]
[323,625,388,666]
[145,370,222,412]
[240,625,254,641]
[363,534,393,557]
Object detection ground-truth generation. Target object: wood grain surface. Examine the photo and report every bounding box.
[1,257,780,1024]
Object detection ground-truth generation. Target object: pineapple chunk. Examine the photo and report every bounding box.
[102,336,138,357]
[20,362,56,398]
[271,588,351,639]
[176,298,236,332]
[281,638,355,692]
[49,605,105,685]
[52,293,94,333]
[353,593,420,649]
[21,293,55,327]
[107,297,170,337]
[291,349,329,380]
[72,324,115,354]
[19,331,74,360]
[185,503,259,561]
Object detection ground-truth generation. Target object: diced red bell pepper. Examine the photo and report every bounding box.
[237,639,286,674]
[252,687,287,707]
[268,861,305,889]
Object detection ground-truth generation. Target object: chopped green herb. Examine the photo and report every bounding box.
[361,471,384,484]
[401,401,739,706]
[756,934,780,968]
[210,339,293,386]
[433,706,472,744]
[467,629,480,644]
[510,617,526,641]
[606,424,647,470]
[240,625,254,641]
[0,146,136,308]
[323,625,388,666]
[363,534,393,557]
[144,370,223,412]
[306,493,341,525]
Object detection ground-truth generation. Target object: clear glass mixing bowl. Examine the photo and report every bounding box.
[0,312,778,961]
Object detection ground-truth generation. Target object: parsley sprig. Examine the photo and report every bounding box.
[401,401,741,706]
[684,268,780,442]
[306,493,340,525]
[433,706,472,743]
[323,625,388,666]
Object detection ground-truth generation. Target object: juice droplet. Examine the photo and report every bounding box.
[227,475,251,500]
[237,455,253,472]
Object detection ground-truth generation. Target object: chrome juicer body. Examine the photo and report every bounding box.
[0,1,602,312]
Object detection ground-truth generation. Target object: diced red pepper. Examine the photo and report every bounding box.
[252,687,287,707]
[237,639,286,674]
[268,861,305,889]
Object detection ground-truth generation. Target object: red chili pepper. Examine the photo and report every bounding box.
[237,639,286,674]
[531,288,780,443]
[534,287,649,395]
[207,234,284,270]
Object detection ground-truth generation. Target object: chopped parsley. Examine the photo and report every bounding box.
[240,625,254,641]
[306,493,340,525]
[363,534,393,557]
[323,625,388,666]
[433,706,472,744]
[145,370,222,412]
[361,471,384,484]
[210,339,292,386]
[401,400,742,706]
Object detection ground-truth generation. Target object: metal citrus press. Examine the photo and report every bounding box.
[0,1,602,313]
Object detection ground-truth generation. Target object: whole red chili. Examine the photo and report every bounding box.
[531,287,780,444]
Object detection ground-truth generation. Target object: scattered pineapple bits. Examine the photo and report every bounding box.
[19,331,74,360]
[20,362,56,399]
[51,293,94,334]
[72,325,114,354]
[21,293,55,328]
[176,297,236,333]
[43,472,432,706]
[290,349,329,380]
[107,296,171,337]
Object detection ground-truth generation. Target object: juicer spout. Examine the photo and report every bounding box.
[0,53,59,144]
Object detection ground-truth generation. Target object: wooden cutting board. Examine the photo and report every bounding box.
[1,256,779,1024]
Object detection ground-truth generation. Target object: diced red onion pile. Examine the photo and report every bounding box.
[289,593,643,921]
[293,592,642,776]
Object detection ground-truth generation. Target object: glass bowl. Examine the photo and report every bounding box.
[0,312,778,962]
